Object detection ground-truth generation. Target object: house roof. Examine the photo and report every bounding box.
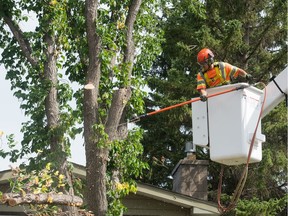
[0,163,220,215]
[136,182,219,214]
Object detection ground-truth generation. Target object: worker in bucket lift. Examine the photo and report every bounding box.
[196,48,253,102]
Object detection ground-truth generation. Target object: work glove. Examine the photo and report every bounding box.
[200,94,207,102]
[245,74,253,83]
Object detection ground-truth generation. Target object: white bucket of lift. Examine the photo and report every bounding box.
[192,83,265,166]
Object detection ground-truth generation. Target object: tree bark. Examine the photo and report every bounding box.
[1,193,83,207]
[43,20,79,215]
[84,0,106,215]
[124,0,142,85]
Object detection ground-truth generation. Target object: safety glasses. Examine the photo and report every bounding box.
[197,60,209,66]
[198,56,214,66]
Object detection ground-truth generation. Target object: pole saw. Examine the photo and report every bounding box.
[130,85,248,123]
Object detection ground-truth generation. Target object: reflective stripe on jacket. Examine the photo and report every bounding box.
[196,62,240,90]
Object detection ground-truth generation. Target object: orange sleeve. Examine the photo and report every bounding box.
[224,63,240,81]
[196,73,206,90]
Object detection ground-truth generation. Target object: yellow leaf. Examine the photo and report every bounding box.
[45,163,51,171]
[0,130,4,137]
[116,182,124,191]
[41,185,48,193]
[57,183,65,188]
[59,174,65,180]
[130,185,137,193]
[46,178,53,187]
[117,20,125,29]
[20,189,26,197]
[47,195,53,203]
[34,176,39,185]
[49,0,57,6]
[33,188,41,194]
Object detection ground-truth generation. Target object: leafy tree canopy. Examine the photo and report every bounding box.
[0,0,164,215]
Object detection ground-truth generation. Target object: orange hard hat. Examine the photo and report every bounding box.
[197,48,214,65]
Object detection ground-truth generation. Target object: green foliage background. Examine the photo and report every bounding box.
[138,0,287,215]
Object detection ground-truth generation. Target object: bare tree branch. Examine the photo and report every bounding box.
[105,88,132,139]
[124,0,142,82]
[2,15,38,67]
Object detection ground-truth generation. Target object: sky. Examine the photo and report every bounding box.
[0,65,26,170]
[0,66,86,171]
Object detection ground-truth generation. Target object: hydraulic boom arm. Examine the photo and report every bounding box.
[262,66,288,118]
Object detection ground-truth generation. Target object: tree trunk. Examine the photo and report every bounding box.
[84,0,106,215]
[83,1,142,215]
[43,29,79,216]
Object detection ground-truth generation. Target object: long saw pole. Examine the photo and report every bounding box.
[131,85,248,122]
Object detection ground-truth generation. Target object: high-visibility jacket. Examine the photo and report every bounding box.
[196,62,242,90]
